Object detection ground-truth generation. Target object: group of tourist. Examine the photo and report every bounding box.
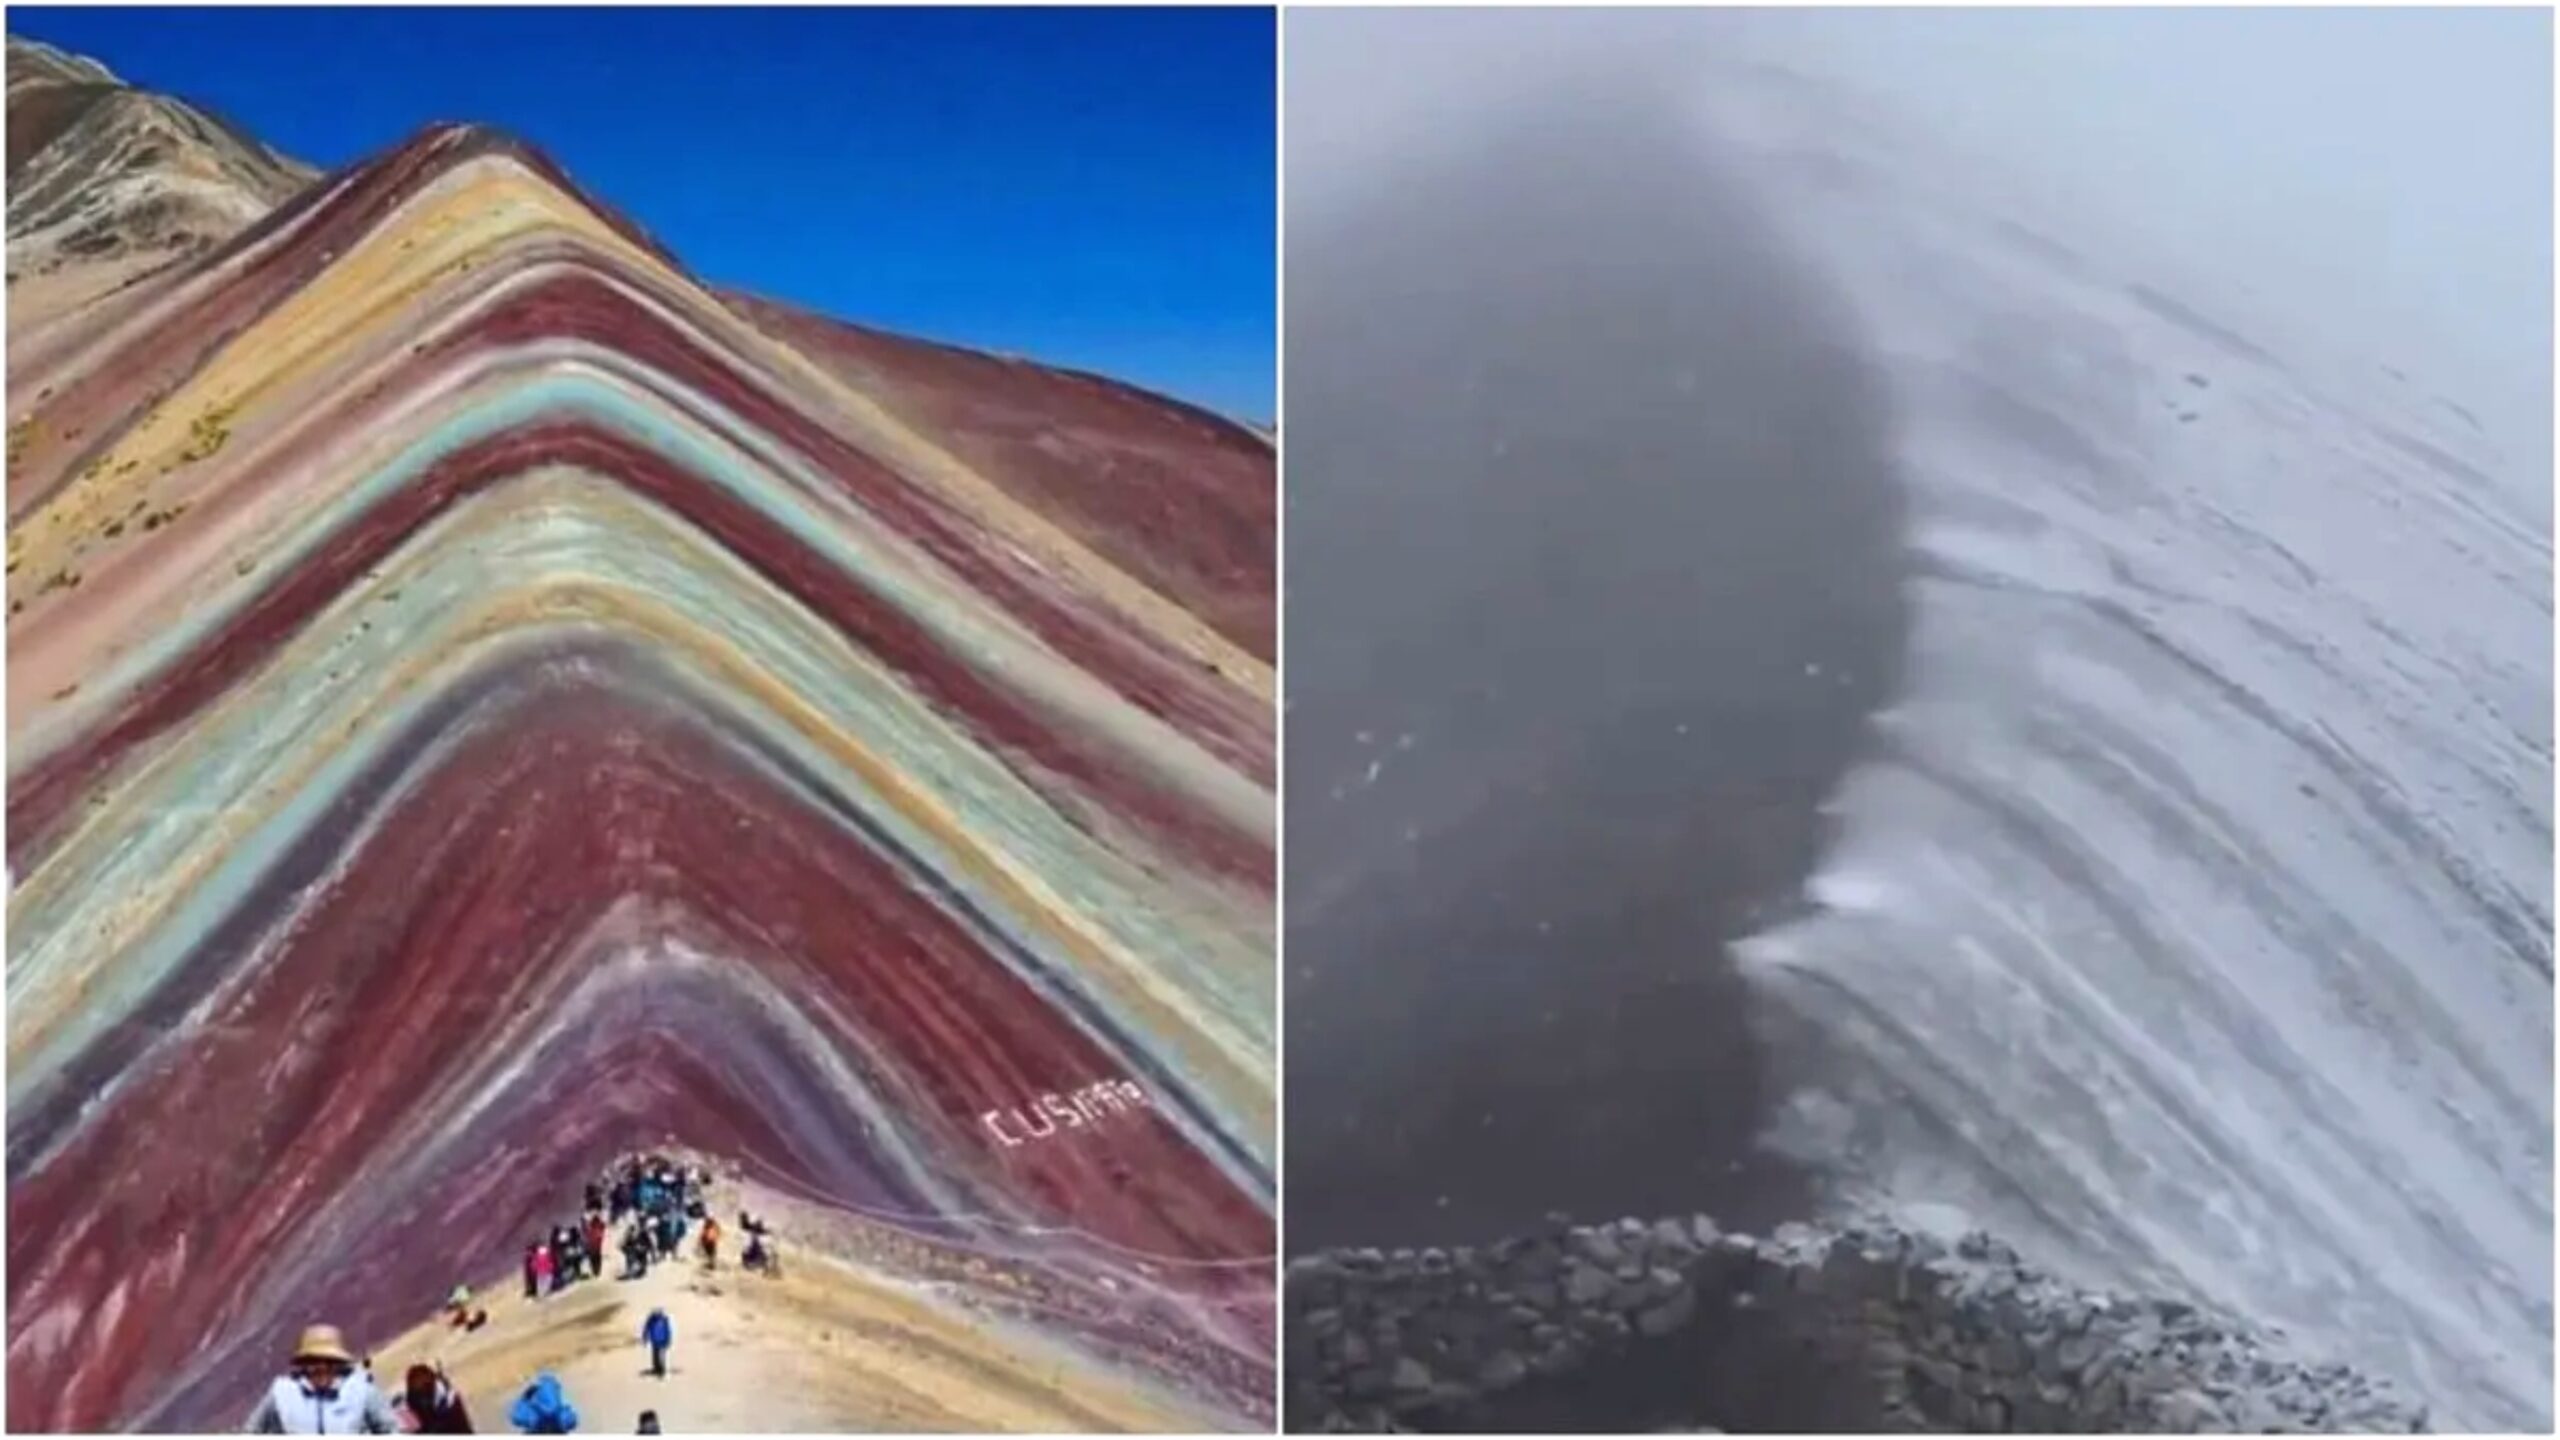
[607,1156,713,1278]
[600,1157,781,1276]
[244,1319,674,1435]
[515,1156,723,1299]
[244,1154,777,1433]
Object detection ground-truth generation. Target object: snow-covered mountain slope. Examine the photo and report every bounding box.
[1705,63,2552,1431]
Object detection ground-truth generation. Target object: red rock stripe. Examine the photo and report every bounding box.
[730,292,1277,660]
[9,417,1269,891]
[6,659,1268,1432]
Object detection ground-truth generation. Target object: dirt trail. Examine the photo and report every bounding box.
[372,1184,1225,1433]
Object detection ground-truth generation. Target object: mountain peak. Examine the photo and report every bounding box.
[6,35,119,90]
[6,34,317,329]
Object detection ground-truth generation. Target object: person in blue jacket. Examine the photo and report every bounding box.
[507,1372,578,1434]
[641,1308,673,1380]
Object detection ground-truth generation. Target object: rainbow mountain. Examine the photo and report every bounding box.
[4,37,1274,1431]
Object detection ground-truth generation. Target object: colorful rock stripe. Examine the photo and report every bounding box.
[5,124,1274,1430]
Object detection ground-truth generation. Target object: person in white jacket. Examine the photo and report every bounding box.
[242,1324,400,1434]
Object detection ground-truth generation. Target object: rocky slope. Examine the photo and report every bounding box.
[5,35,318,331]
[1285,1216,2430,1433]
[4,39,1272,1432]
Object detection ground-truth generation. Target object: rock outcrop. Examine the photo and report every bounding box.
[5,36,318,328]
[1285,1216,2428,1433]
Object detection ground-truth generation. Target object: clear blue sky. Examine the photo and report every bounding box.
[14,5,1275,419]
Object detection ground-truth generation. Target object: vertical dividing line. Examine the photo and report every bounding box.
[1269,0,1293,1408]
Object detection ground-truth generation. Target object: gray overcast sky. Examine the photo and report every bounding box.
[1289,7,2553,488]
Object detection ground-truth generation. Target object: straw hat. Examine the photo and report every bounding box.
[292,1324,356,1366]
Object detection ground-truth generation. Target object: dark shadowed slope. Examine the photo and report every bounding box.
[1282,70,1912,1249]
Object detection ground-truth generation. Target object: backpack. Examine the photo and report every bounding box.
[508,1375,578,1434]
